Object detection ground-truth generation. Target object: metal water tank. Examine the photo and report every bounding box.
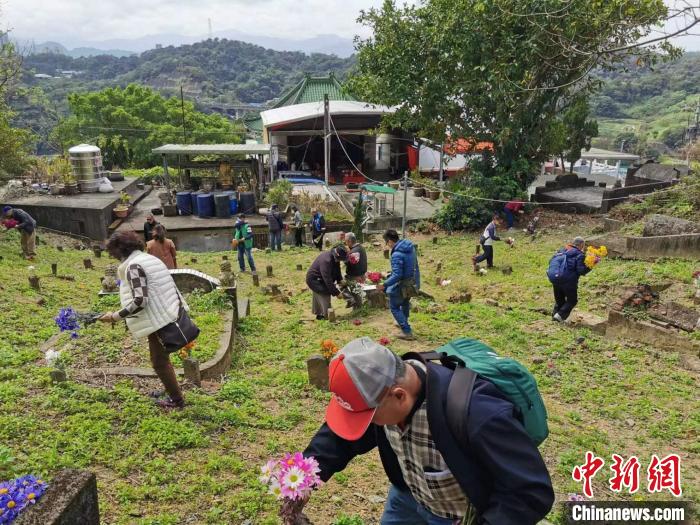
[68,144,103,193]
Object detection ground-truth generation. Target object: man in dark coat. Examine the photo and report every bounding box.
[552,236,591,322]
[310,209,326,251]
[3,206,37,259]
[267,204,284,251]
[305,245,348,320]
[344,232,368,282]
[143,214,159,243]
[279,338,554,525]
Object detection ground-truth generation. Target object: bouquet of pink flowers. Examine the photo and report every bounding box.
[260,452,322,501]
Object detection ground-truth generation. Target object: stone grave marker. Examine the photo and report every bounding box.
[307,355,329,390]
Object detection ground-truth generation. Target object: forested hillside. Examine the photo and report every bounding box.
[591,52,700,153]
[23,38,355,105]
[14,38,355,153]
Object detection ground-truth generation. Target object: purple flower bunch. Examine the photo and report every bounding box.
[54,308,80,339]
[567,493,585,502]
[259,452,322,501]
[0,475,48,524]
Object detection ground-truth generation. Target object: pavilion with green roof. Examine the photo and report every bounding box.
[243,73,357,135]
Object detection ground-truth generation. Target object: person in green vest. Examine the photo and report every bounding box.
[233,214,256,273]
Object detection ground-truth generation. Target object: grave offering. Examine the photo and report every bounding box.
[219,260,235,287]
[100,264,119,294]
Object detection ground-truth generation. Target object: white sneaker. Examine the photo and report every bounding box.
[553,313,563,322]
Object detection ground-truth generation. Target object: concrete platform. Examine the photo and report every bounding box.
[0,179,141,241]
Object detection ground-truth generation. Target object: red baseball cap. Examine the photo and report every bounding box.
[325,337,399,441]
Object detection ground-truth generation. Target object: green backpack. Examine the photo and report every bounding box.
[418,337,549,446]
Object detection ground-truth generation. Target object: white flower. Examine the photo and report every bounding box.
[282,466,306,490]
[268,479,282,498]
[45,349,61,366]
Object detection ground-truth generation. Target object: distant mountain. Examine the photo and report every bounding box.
[17,30,355,58]
[22,37,355,105]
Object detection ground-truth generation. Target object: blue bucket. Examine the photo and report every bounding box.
[176,191,192,215]
[196,193,215,218]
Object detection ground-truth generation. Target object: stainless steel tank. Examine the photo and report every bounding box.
[68,144,103,193]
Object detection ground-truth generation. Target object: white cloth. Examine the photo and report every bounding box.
[117,251,184,339]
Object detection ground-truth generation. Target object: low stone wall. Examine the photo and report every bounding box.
[624,233,700,260]
[15,469,99,525]
[600,181,672,213]
[605,310,697,352]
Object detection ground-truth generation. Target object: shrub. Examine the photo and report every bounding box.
[267,179,293,208]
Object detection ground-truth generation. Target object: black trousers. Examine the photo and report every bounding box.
[474,244,494,267]
[294,227,304,247]
[312,232,325,251]
[553,284,578,320]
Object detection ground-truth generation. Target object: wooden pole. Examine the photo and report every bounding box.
[401,170,408,238]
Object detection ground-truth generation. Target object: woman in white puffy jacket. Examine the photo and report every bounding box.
[98,231,186,409]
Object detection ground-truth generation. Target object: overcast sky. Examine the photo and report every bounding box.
[2,0,699,50]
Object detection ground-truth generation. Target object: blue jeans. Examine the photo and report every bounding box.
[269,230,282,251]
[237,245,256,272]
[381,485,455,525]
[389,293,412,334]
[503,208,514,228]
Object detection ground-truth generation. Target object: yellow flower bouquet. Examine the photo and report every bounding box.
[584,245,607,269]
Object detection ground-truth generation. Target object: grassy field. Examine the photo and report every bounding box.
[0,214,698,525]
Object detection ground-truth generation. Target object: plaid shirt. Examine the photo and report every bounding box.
[113,263,149,320]
[384,361,473,522]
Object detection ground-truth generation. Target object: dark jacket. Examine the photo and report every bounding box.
[383,239,420,296]
[304,362,554,525]
[11,209,36,234]
[143,220,158,242]
[267,209,283,232]
[310,213,326,235]
[345,243,368,278]
[306,250,342,296]
[559,246,591,287]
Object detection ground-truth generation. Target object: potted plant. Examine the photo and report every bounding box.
[113,191,131,218]
[61,171,78,195]
[427,188,441,200]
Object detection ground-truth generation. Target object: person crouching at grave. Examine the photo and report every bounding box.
[344,232,367,283]
[549,236,591,323]
[99,231,186,410]
[503,199,525,230]
[472,213,502,271]
[377,229,420,340]
[306,245,348,320]
[3,205,37,260]
[233,214,256,273]
[279,337,554,525]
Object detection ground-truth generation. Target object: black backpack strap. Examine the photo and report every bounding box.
[447,366,477,441]
[406,351,477,442]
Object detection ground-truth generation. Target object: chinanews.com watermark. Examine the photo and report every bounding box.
[563,452,695,524]
[564,501,692,524]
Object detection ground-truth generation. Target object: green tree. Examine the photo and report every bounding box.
[561,97,599,173]
[351,195,365,242]
[0,41,33,181]
[51,84,244,168]
[348,0,681,188]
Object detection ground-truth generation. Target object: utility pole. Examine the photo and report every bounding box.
[438,142,444,184]
[401,170,408,238]
[324,94,330,185]
[180,85,188,144]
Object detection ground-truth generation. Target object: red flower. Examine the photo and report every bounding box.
[378,336,391,346]
[353,319,362,326]
[367,272,382,284]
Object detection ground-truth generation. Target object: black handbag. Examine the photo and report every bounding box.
[156,296,200,354]
[400,277,419,300]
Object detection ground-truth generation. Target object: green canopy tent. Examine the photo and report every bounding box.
[361,183,396,214]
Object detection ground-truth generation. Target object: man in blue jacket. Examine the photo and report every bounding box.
[3,205,37,260]
[552,236,591,322]
[379,229,420,341]
[280,337,554,525]
[310,209,326,251]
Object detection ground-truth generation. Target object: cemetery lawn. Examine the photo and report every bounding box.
[0,215,697,525]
